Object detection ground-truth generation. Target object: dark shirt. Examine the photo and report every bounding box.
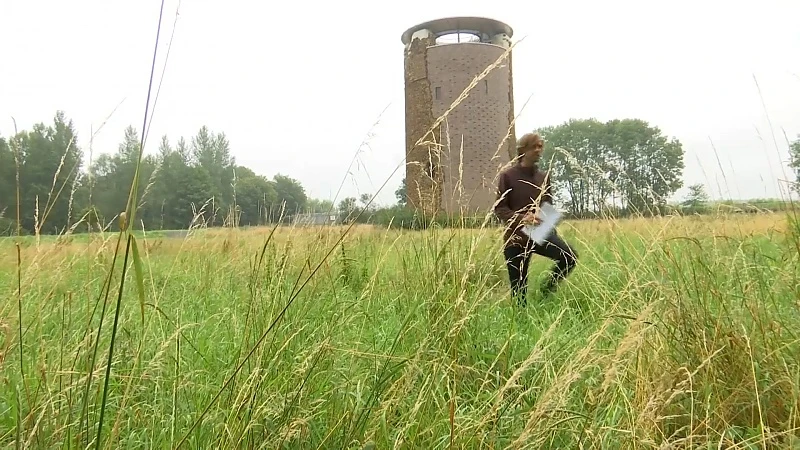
[493,162,553,247]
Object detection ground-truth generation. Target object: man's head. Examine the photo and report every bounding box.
[516,132,545,166]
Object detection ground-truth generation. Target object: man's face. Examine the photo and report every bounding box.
[522,142,544,163]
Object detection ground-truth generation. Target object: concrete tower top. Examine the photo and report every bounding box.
[400,16,514,46]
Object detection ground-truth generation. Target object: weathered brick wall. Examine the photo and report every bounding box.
[506,51,517,162]
[403,35,442,216]
[427,43,516,215]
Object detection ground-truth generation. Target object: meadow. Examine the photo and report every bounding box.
[1,211,799,449]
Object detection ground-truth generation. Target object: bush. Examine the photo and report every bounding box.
[0,216,15,236]
[369,206,499,230]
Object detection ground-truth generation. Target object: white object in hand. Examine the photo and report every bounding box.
[521,203,563,244]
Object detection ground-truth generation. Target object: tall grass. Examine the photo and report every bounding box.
[1,211,799,448]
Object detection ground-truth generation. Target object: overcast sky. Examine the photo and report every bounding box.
[2,0,798,206]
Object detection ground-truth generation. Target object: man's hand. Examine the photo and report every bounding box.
[521,211,541,225]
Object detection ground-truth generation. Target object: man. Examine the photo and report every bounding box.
[494,132,578,307]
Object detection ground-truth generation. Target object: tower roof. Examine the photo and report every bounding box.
[401,16,513,45]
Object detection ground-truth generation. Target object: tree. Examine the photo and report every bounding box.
[234,171,277,226]
[0,137,15,219]
[306,198,335,214]
[539,118,685,217]
[0,136,14,235]
[539,118,613,216]
[337,197,358,224]
[87,126,158,230]
[188,126,236,225]
[607,119,684,214]
[395,177,407,207]
[272,174,307,216]
[14,111,85,233]
[681,183,710,213]
[789,136,800,193]
[146,135,213,229]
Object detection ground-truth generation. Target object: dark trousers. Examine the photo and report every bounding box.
[503,231,578,306]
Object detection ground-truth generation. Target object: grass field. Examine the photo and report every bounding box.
[1,212,800,449]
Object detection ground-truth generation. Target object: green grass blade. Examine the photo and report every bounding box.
[130,235,146,325]
[95,234,133,450]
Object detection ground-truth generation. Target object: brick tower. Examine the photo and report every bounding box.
[401,17,516,217]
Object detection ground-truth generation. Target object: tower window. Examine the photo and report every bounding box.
[434,86,441,100]
[484,80,488,94]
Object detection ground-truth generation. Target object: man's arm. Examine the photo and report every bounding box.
[494,171,524,228]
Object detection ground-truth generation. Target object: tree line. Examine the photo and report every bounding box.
[0,111,315,236]
[3,112,795,236]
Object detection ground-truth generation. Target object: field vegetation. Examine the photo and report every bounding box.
[2,210,799,448]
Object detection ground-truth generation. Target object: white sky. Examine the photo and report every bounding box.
[2,0,799,207]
